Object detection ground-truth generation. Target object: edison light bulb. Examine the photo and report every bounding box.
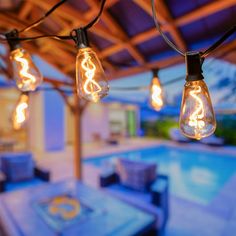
[10,48,42,92]
[76,47,109,102]
[12,93,29,130]
[150,71,163,111]
[179,53,216,140]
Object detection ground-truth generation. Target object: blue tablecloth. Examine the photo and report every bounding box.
[0,179,155,236]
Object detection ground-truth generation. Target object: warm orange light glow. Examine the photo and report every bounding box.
[179,80,216,140]
[48,196,80,220]
[188,85,205,130]
[76,47,109,102]
[12,94,29,130]
[150,76,163,111]
[11,48,42,91]
[81,50,101,102]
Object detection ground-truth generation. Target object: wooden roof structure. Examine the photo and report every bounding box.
[0,0,236,85]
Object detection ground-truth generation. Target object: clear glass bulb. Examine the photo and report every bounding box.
[179,80,216,140]
[10,48,42,92]
[150,76,163,111]
[12,93,29,130]
[76,47,109,102]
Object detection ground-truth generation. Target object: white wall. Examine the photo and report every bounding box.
[81,103,110,143]
[28,92,45,153]
[0,88,19,132]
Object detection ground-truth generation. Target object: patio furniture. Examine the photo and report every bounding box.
[169,128,191,143]
[0,180,155,236]
[100,159,169,236]
[199,135,225,146]
[0,152,50,193]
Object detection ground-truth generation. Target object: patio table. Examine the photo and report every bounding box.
[0,179,155,236]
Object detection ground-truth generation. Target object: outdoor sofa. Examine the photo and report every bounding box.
[0,152,50,193]
[99,158,169,236]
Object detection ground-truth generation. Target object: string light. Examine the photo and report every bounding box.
[0,0,235,140]
[12,93,29,130]
[179,53,216,140]
[151,0,236,139]
[73,28,109,102]
[150,69,163,111]
[6,30,42,92]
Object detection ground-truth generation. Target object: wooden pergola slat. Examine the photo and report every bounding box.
[1,0,236,79]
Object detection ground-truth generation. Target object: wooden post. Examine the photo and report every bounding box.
[73,92,82,180]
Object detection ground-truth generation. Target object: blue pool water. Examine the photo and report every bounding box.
[84,145,236,205]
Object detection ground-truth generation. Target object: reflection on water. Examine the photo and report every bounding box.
[85,145,236,205]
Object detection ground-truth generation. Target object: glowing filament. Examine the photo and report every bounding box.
[14,50,36,87]
[81,52,101,100]
[188,86,205,130]
[150,77,163,111]
[13,94,29,130]
[152,85,163,106]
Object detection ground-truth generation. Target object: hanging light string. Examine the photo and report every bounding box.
[19,0,68,33]
[83,0,107,30]
[0,0,233,61]
[151,0,185,56]
[0,0,107,43]
[201,25,236,58]
[151,0,236,60]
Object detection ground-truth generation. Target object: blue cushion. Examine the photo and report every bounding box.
[116,159,157,191]
[0,152,34,182]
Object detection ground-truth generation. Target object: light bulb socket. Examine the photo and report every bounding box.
[5,29,21,51]
[152,68,159,77]
[185,52,204,81]
[22,91,29,96]
[74,28,90,49]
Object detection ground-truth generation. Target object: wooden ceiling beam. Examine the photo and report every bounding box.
[18,2,32,19]
[108,38,236,80]
[2,0,235,82]
[27,0,122,44]
[85,0,146,65]
[108,55,183,80]
[210,39,236,58]
[176,0,236,27]
[156,0,187,51]
[83,0,119,19]
[0,11,116,74]
[102,0,236,59]
[0,13,76,81]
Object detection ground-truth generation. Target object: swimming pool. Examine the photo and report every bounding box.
[84,145,236,205]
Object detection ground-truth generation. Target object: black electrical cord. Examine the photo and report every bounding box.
[84,0,107,30]
[1,0,106,44]
[69,0,107,46]
[19,0,67,33]
[201,25,236,58]
[151,0,185,57]
[14,34,73,42]
[151,0,236,61]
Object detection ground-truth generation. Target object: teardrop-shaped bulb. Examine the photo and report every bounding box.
[150,76,163,111]
[76,47,109,102]
[179,80,216,140]
[12,93,29,130]
[10,48,43,92]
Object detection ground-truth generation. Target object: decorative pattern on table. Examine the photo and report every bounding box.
[33,194,94,232]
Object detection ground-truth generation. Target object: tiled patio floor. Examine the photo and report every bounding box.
[35,138,236,236]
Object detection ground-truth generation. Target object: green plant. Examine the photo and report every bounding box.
[142,118,178,139]
[215,116,236,145]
